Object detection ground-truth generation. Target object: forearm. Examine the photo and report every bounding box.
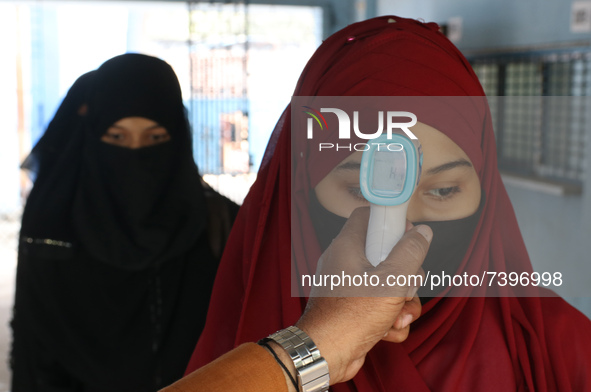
[160,343,288,392]
[265,341,299,392]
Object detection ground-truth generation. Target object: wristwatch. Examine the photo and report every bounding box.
[268,326,330,392]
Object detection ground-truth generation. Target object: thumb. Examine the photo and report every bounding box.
[374,224,432,291]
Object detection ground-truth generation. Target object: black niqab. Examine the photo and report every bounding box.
[21,71,94,180]
[71,54,206,270]
[13,54,217,391]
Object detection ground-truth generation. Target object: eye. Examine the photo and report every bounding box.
[347,187,368,202]
[426,186,461,200]
[103,131,125,141]
[103,127,126,142]
[151,133,169,141]
[146,128,170,144]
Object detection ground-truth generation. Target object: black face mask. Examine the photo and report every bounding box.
[97,142,175,224]
[308,191,484,302]
[413,196,484,301]
[308,191,349,252]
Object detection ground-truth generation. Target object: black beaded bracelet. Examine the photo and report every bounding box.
[258,338,299,390]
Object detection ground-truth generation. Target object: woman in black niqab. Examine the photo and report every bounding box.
[12,54,227,391]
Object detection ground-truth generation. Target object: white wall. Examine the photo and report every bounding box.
[378,0,591,317]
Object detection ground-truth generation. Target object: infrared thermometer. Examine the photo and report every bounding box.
[360,134,422,266]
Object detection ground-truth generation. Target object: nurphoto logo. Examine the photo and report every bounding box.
[303,106,418,151]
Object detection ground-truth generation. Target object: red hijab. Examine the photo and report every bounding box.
[187,16,591,391]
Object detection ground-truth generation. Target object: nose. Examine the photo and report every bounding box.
[127,134,144,149]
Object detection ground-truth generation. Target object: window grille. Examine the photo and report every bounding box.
[470,50,590,184]
[187,0,250,175]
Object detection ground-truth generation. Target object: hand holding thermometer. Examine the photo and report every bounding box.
[360,134,423,267]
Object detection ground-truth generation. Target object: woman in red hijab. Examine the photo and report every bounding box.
[186,16,591,391]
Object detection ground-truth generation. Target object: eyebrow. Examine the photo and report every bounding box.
[333,158,472,175]
[425,159,472,175]
[334,162,361,172]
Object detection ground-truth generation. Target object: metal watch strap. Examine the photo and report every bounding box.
[268,326,330,392]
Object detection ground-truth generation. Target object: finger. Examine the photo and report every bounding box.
[382,296,422,343]
[327,207,371,265]
[382,325,410,343]
[313,208,373,295]
[393,296,421,329]
[405,267,425,300]
[334,207,370,246]
[376,225,432,279]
